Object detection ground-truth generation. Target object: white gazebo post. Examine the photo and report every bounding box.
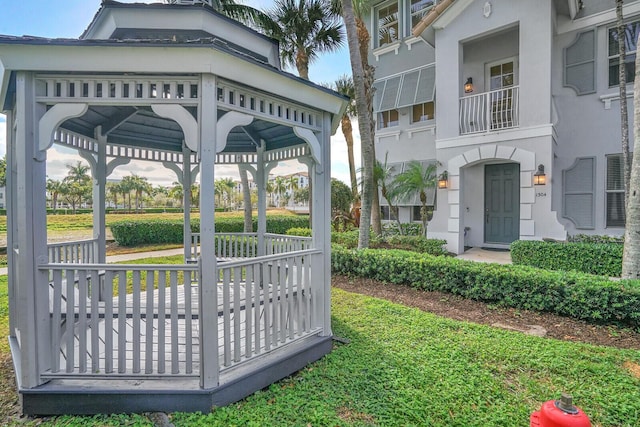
[6,108,17,335]
[14,72,50,388]
[79,126,107,264]
[164,146,195,260]
[255,141,277,256]
[198,73,219,388]
[294,123,330,335]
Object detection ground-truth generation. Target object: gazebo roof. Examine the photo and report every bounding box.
[0,1,348,157]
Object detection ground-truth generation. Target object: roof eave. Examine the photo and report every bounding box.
[411,0,475,44]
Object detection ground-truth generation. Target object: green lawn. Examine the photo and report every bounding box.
[1,266,639,426]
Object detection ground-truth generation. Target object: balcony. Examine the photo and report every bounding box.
[459,86,519,135]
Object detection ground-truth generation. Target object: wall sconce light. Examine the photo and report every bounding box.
[533,164,546,185]
[438,171,449,189]
[464,77,474,93]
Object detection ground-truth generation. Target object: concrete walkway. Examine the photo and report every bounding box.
[455,247,512,264]
[0,246,511,276]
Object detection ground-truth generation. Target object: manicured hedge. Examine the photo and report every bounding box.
[110,220,185,246]
[285,227,312,237]
[330,231,447,256]
[331,246,640,328]
[111,215,309,246]
[511,240,622,277]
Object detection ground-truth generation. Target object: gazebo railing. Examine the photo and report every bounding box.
[47,239,97,264]
[41,263,200,380]
[190,232,312,260]
[216,249,322,371]
[264,233,312,254]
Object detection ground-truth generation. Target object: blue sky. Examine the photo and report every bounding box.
[0,0,359,185]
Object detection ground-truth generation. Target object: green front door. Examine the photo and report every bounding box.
[484,163,520,244]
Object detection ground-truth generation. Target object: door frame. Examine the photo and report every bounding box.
[484,162,520,245]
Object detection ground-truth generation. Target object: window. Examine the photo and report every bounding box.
[608,21,640,87]
[376,1,399,47]
[607,154,626,227]
[411,101,435,123]
[380,206,397,221]
[378,109,399,129]
[411,205,433,222]
[489,61,515,90]
[409,0,435,32]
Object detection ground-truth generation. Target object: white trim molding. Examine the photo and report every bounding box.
[600,91,634,110]
[39,103,88,152]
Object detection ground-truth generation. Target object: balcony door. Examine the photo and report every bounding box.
[484,163,520,244]
[485,58,518,130]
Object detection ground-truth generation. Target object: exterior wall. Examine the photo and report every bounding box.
[551,1,640,237]
[436,0,554,139]
[367,0,640,252]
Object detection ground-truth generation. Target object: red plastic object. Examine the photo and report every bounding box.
[530,394,591,427]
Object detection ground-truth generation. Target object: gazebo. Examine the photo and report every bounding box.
[0,0,347,415]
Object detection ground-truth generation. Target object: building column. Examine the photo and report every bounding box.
[6,109,17,336]
[14,71,50,388]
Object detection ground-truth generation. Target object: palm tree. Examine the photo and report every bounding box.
[169,182,184,208]
[46,178,64,211]
[616,0,631,202]
[390,161,437,238]
[273,176,288,207]
[107,182,121,210]
[265,0,344,80]
[375,153,402,234]
[61,161,92,213]
[165,0,274,31]
[334,75,359,199]
[120,175,135,211]
[341,0,375,248]
[621,29,640,278]
[127,174,151,211]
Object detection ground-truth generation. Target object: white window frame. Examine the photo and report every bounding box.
[606,153,626,228]
[407,0,435,36]
[374,0,401,49]
[485,56,518,91]
[410,101,435,124]
[378,109,399,129]
[607,19,640,87]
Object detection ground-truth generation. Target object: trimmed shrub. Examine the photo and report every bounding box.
[384,235,447,256]
[331,231,446,256]
[511,240,622,277]
[112,215,310,246]
[382,222,422,236]
[286,227,312,237]
[110,220,185,246]
[568,234,624,244]
[331,245,640,328]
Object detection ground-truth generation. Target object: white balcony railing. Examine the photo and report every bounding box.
[459,86,519,135]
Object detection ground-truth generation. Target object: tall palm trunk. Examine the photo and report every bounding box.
[622,32,640,278]
[296,49,310,80]
[342,0,375,248]
[356,16,382,236]
[617,0,631,201]
[341,115,358,198]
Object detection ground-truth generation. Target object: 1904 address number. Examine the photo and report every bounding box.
[536,192,547,197]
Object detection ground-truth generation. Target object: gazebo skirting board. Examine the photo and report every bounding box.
[11,242,326,415]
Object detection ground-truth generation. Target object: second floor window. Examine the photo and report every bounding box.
[378,109,399,129]
[608,20,640,87]
[409,0,435,30]
[376,1,399,47]
[411,101,435,123]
